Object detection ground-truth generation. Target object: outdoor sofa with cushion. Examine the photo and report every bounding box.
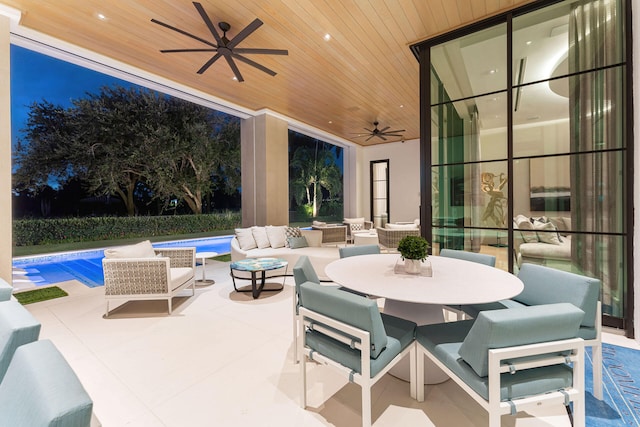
[376,223,421,251]
[230,226,341,281]
[102,240,196,317]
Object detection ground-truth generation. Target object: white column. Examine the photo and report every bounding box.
[0,13,12,282]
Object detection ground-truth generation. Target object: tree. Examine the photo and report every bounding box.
[148,101,241,215]
[290,140,342,217]
[13,85,241,216]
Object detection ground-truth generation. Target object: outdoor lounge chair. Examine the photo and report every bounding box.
[298,281,417,427]
[458,263,603,400]
[416,303,586,427]
[102,240,196,317]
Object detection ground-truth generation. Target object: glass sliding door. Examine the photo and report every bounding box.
[415,0,631,331]
[370,160,389,227]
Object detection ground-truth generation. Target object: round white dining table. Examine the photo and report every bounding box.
[325,253,524,383]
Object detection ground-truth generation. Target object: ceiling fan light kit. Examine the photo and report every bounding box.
[152,2,288,82]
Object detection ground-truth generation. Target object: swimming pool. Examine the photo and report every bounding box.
[12,236,233,289]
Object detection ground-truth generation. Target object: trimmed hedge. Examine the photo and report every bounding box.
[13,211,241,246]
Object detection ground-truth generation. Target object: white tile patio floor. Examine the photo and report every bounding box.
[22,259,640,427]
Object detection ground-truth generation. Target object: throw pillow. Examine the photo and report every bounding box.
[287,236,309,249]
[251,226,271,249]
[343,217,365,224]
[350,223,364,232]
[533,220,562,245]
[235,227,257,250]
[104,240,156,259]
[285,226,302,247]
[265,225,287,249]
[514,216,538,243]
[312,220,326,226]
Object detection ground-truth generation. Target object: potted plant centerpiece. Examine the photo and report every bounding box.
[397,235,430,275]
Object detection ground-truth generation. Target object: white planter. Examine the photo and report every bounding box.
[404,259,422,274]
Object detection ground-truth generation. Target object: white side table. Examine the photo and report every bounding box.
[195,251,218,284]
[353,231,379,246]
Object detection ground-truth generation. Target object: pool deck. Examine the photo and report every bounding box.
[17,256,640,427]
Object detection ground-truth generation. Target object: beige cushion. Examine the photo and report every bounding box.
[265,225,287,248]
[312,221,326,226]
[170,267,194,291]
[301,229,323,247]
[533,220,562,245]
[343,217,365,224]
[104,240,156,259]
[252,226,271,249]
[385,223,418,230]
[515,216,538,243]
[235,228,257,250]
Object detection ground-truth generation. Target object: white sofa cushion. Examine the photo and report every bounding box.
[104,240,156,259]
[514,216,538,243]
[385,223,418,230]
[533,220,561,245]
[301,229,323,247]
[252,226,271,249]
[265,225,287,248]
[170,267,195,291]
[235,228,257,250]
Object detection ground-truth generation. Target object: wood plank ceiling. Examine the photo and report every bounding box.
[1,0,537,145]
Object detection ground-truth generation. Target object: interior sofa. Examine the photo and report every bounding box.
[231,226,341,281]
[514,215,572,270]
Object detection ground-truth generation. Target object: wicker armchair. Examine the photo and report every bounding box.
[102,243,196,317]
[311,225,348,246]
[376,226,421,251]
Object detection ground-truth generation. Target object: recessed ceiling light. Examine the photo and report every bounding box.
[232,76,238,81]
[489,69,498,74]
[323,33,331,41]
[328,120,333,124]
[526,40,533,45]
[97,13,107,21]
[399,104,404,108]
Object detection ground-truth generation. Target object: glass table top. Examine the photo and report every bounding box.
[230,258,288,272]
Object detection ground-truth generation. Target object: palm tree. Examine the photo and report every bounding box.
[290,141,342,217]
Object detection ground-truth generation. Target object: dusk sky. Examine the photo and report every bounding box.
[10,45,134,149]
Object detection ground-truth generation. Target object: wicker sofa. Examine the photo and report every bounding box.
[231,226,340,281]
[376,224,421,251]
[102,240,196,317]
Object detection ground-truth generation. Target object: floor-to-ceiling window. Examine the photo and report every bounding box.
[413,0,632,332]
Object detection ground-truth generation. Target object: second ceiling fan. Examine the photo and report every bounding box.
[151,2,288,82]
[356,121,406,142]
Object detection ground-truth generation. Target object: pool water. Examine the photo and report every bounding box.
[13,236,233,288]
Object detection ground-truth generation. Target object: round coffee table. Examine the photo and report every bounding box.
[195,251,218,284]
[230,258,288,299]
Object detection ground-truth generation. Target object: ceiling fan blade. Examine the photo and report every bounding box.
[193,2,223,46]
[224,55,244,82]
[385,129,406,133]
[365,135,375,142]
[232,54,277,76]
[160,48,217,53]
[363,127,375,133]
[197,52,223,74]
[233,48,288,55]
[381,134,403,137]
[377,135,388,141]
[227,18,263,49]
[151,18,217,48]
[378,126,390,133]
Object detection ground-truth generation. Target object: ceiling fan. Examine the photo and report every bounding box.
[151,2,288,82]
[355,121,406,142]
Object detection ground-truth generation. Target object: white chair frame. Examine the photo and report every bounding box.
[416,338,585,427]
[299,306,416,427]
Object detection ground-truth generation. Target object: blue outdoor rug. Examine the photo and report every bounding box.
[587,343,640,426]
